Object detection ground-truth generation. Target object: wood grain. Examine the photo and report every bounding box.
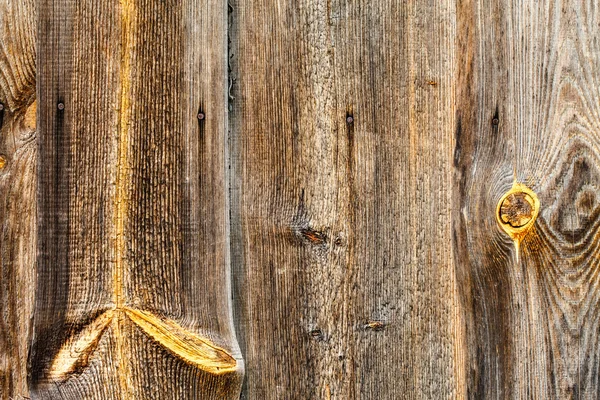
[455,0,600,397]
[0,0,36,398]
[229,0,461,398]
[31,0,243,398]
[5,0,599,397]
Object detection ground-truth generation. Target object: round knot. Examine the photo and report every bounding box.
[499,191,535,228]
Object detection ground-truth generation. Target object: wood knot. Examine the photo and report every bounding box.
[309,329,324,341]
[499,192,534,227]
[299,227,327,245]
[496,183,539,242]
[364,321,385,331]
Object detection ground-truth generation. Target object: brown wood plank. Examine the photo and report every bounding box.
[230,0,461,398]
[32,1,242,398]
[9,0,600,397]
[0,0,36,398]
[455,0,600,397]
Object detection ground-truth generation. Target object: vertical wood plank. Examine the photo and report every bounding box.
[32,1,242,398]
[33,1,122,396]
[0,0,36,398]
[230,0,462,398]
[456,0,600,397]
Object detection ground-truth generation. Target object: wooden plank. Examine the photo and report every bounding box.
[230,0,461,398]
[455,0,600,397]
[0,0,37,398]
[31,1,243,398]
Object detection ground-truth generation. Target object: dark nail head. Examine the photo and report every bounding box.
[57,103,65,111]
[492,118,499,125]
[0,103,4,111]
[197,112,205,120]
[346,116,354,124]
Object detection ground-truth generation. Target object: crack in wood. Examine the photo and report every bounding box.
[114,0,133,312]
[112,0,135,394]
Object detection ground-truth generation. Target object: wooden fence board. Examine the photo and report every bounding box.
[0,0,36,398]
[455,0,600,397]
[31,1,242,398]
[229,0,461,398]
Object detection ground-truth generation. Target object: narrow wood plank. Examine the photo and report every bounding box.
[455,0,600,397]
[0,0,36,398]
[230,0,462,398]
[32,1,129,397]
[31,1,242,398]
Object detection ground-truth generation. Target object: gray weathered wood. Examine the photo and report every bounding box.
[455,0,600,397]
[30,0,243,398]
[229,0,461,398]
[0,0,36,398]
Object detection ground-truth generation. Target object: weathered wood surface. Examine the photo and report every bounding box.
[29,0,243,398]
[229,0,461,398]
[455,0,600,398]
[0,0,36,398]
[3,0,600,398]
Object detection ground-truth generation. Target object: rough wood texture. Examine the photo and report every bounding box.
[455,0,600,397]
[5,0,600,398]
[31,0,243,398]
[0,0,36,398]
[229,0,461,398]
